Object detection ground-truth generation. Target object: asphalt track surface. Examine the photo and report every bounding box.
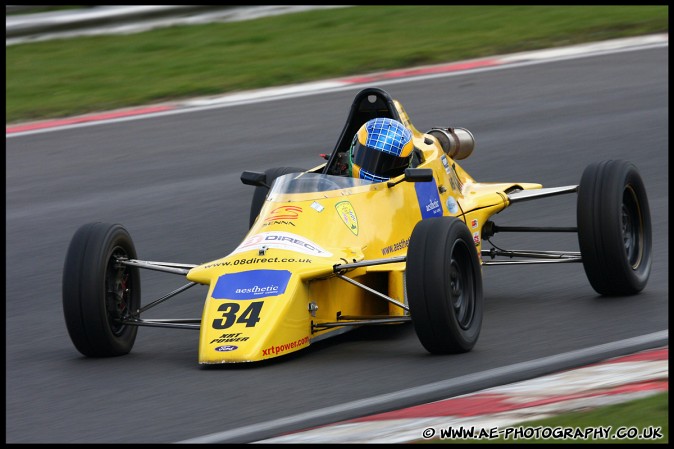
[5,47,668,443]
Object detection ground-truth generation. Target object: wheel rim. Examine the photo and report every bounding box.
[448,240,475,330]
[105,247,132,335]
[622,185,643,269]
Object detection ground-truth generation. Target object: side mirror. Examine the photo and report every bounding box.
[404,168,433,182]
[240,171,269,188]
[387,168,434,187]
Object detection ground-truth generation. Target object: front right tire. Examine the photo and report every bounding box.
[406,217,484,354]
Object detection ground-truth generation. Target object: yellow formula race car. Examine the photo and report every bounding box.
[62,88,652,364]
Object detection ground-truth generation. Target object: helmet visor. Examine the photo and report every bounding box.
[351,140,410,178]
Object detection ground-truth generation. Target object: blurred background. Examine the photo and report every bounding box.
[6,5,667,124]
[6,5,668,444]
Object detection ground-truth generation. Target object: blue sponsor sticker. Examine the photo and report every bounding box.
[212,269,291,300]
[440,155,451,175]
[415,180,444,219]
[215,345,238,352]
[446,196,459,214]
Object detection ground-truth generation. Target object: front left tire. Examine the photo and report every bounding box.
[62,222,141,357]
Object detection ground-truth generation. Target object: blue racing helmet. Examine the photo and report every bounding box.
[349,117,414,182]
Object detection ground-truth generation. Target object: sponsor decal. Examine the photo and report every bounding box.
[215,345,238,352]
[335,201,359,235]
[382,237,410,256]
[212,270,291,299]
[473,231,481,246]
[448,161,464,192]
[210,333,250,344]
[262,336,310,356]
[262,220,296,227]
[311,201,324,212]
[231,231,332,257]
[471,218,478,229]
[441,155,451,175]
[446,196,459,214]
[203,256,312,269]
[265,205,302,221]
[415,180,444,219]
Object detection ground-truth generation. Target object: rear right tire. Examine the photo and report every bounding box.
[577,160,652,295]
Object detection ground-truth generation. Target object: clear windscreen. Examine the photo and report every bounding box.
[268,173,375,197]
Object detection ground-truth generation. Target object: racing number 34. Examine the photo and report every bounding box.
[213,302,263,329]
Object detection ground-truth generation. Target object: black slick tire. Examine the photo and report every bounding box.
[62,222,141,357]
[406,217,484,354]
[577,160,652,295]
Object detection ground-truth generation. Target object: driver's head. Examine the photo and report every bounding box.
[349,117,414,182]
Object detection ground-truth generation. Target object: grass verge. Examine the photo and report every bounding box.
[6,5,667,124]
